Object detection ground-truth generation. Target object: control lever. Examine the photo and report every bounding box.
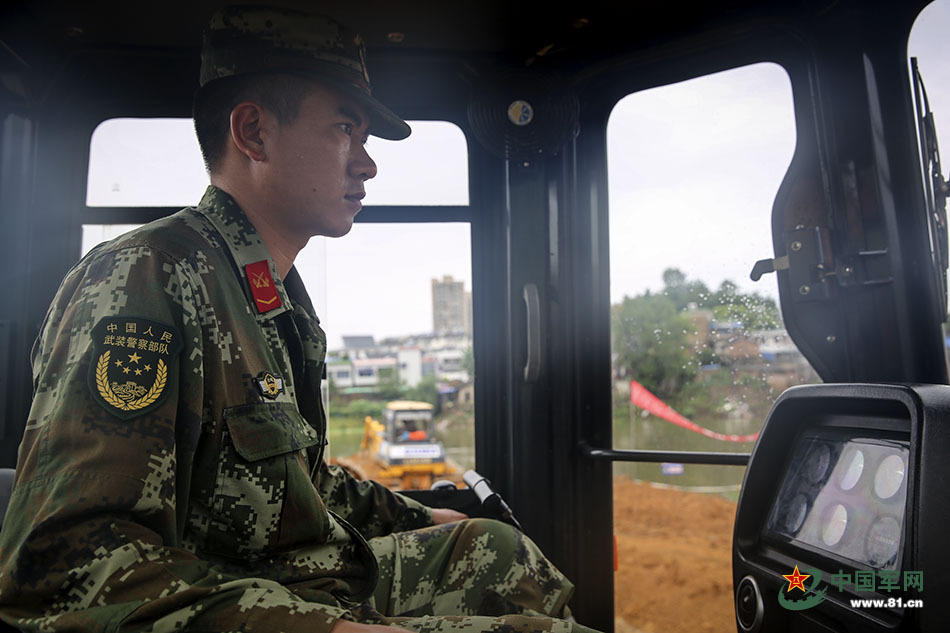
[463,469,524,531]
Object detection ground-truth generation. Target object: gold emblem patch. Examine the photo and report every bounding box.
[88,317,182,419]
[255,371,284,399]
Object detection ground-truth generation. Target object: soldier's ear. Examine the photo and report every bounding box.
[229,102,267,162]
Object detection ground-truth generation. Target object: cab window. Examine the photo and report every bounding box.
[607,61,805,631]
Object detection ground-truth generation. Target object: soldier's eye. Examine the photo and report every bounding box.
[340,122,354,136]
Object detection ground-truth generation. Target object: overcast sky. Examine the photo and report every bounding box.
[84,0,950,351]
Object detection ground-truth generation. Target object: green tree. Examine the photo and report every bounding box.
[338,399,384,420]
[375,367,404,401]
[661,267,711,311]
[461,347,474,381]
[405,375,440,409]
[661,271,781,329]
[662,268,686,288]
[612,293,698,399]
[327,373,343,401]
[710,280,780,329]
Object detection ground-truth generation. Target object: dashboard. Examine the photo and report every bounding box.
[733,384,950,632]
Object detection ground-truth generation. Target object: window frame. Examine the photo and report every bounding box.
[580,50,806,467]
[598,59,802,466]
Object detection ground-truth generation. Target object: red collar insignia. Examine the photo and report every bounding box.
[245,260,283,314]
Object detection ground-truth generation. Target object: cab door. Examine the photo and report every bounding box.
[767,3,948,385]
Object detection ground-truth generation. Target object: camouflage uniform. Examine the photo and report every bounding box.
[0,186,592,633]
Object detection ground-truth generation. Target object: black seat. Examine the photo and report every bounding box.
[0,469,13,527]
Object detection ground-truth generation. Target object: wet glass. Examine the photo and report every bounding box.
[607,61,802,632]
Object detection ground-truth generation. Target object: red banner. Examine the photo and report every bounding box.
[629,379,759,443]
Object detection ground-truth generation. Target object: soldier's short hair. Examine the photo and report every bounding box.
[192,72,317,174]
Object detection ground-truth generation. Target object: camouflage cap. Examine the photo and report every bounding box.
[200,5,411,140]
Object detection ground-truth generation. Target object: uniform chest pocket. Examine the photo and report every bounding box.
[204,402,326,560]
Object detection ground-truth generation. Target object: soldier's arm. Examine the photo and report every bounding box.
[0,245,348,633]
[430,507,468,524]
[316,461,434,538]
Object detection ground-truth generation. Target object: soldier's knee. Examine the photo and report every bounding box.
[459,517,522,552]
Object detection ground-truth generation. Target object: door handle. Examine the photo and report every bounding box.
[523,283,541,383]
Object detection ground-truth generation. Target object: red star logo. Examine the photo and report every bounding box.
[783,565,811,593]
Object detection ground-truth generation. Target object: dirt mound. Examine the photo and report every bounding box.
[613,477,737,633]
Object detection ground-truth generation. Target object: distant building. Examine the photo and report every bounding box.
[327,358,354,388]
[328,328,472,394]
[352,357,398,387]
[457,383,475,405]
[751,328,818,390]
[422,354,438,379]
[754,328,800,363]
[432,348,468,382]
[462,290,472,336]
[683,308,713,355]
[342,335,376,354]
[397,348,423,388]
[432,275,472,335]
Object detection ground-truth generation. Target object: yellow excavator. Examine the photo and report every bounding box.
[336,401,463,490]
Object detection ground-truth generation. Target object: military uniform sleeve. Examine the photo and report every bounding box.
[0,244,348,633]
[316,461,433,539]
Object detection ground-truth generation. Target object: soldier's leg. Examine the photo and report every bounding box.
[345,604,602,633]
[381,612,601,633]
[367,518,574,618]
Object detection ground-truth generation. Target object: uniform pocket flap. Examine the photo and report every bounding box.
[223,402,323,461]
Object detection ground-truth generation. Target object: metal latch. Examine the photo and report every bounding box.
[750,226,837,302]
[750,256,788,281]
[752,226,894,299]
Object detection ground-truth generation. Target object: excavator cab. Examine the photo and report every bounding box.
[384,401,437,446]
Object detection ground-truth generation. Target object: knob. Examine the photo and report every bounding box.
[736,575,764,632]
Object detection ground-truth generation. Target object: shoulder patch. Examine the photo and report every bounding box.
[87,317,183,419]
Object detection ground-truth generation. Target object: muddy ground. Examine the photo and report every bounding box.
[613,477,737,633]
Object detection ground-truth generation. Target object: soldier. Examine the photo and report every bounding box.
[0,5,601,633]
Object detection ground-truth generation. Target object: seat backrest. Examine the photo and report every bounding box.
[0,468,15,527]
[0,469,22,632]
